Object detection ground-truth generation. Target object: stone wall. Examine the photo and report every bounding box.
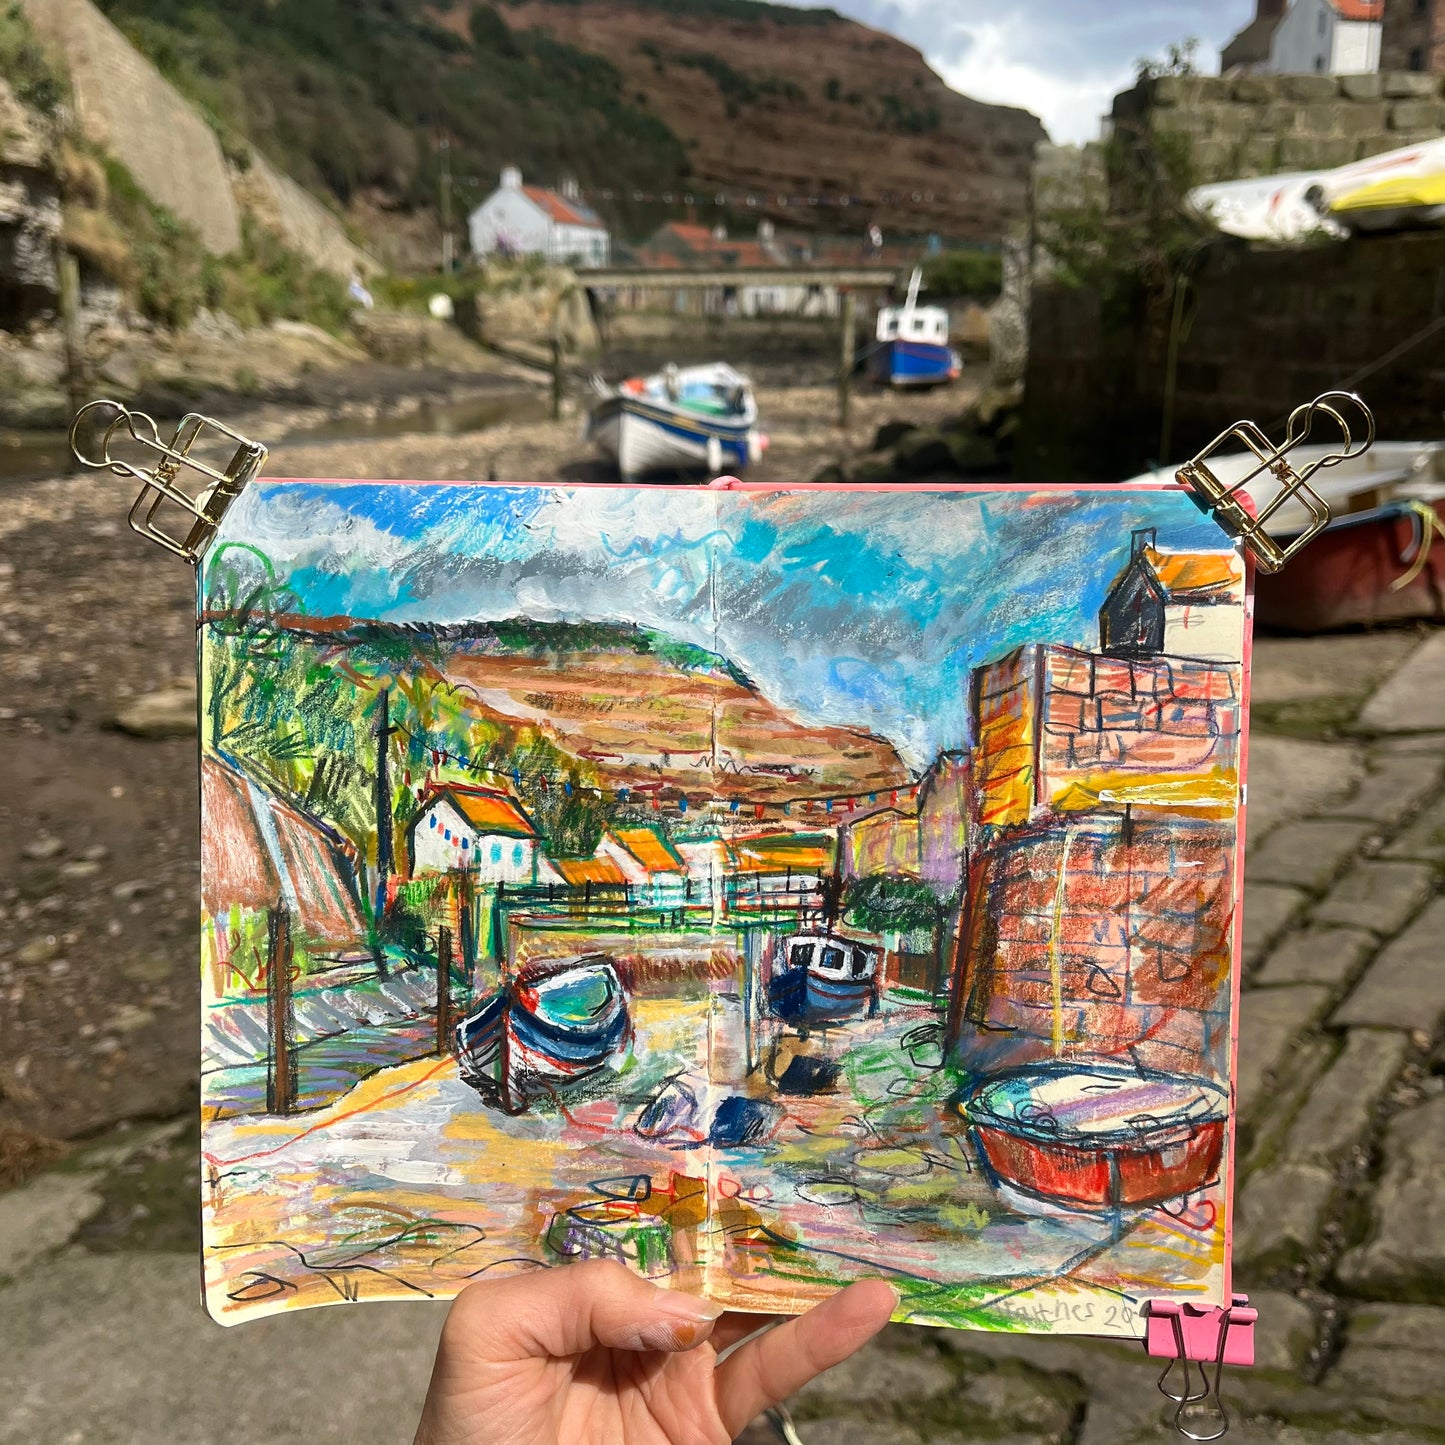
[233,154,379,279]
[21,0,377,278]
[20,0,241,255]
[1114,70,1445,181]
[1017,229,1445,480]
[1380,0,1445,72]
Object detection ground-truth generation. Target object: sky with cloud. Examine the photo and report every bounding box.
[782,0,1257,144]
[214,484,1230,770]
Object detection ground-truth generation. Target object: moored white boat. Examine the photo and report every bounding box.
[587,362,764,481]
[868,268,962,388]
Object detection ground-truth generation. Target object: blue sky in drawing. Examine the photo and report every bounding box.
[214,484,1232,768]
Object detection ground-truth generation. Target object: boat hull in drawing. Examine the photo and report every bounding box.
[961,1062,1228,1213]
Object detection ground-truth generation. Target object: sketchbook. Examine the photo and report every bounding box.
[175,471,1257,1337]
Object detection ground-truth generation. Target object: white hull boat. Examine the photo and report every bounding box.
[587,363,764,481]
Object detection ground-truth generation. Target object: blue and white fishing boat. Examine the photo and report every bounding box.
[587,362,764,481]
[768,931,881,1025]
[456,955,632,1113]
[868,268,962,388]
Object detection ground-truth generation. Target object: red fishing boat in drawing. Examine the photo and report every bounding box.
[960,1062,1227,1213]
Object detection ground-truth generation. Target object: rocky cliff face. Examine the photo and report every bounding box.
[0,78,60,322]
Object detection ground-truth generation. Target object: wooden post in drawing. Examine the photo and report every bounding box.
[436,924,454,1056]
[266,905,296,1115]
[838,291,856,430]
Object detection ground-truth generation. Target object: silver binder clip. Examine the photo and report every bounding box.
[1175,390,1375,574]
[68,398,268,564]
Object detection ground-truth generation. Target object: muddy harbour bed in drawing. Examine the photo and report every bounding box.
[197,483,1247,1334]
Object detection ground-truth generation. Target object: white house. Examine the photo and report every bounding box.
[408,785,540,885]
[468,168,610,265]
[1225,0,1382,73]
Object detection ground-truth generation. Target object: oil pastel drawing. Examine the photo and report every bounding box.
[197,483,1247,1334]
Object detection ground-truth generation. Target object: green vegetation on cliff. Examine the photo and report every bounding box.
[93,0,688,232]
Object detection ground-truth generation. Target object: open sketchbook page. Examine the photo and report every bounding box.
[197,483,1249,1336]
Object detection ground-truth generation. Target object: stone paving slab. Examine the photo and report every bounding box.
[1247,819,1379,892]
[1254,925,1374,988]
[1246,737,1365,844]
[1286,1029,1410,1165]
[1328,1304,1445,1414]
[1311,860,1437,937]
[1323,755,1445,830]
[0,1251,446,1445]
[1234,1160,1336,1274]
[1236,985,1334,1122]
[1331,897,1445,1031]
[1243,882,1311,970]
[0,1171,104,1282]
[1357,631,1445,734]
[1335,1094,1445,1303]
[1376,731,1445,757]
[1378,792,1445,864]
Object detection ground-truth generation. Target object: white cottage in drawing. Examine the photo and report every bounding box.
[1099,530,1244,663]
[468,168,610,265]
[408,785,540,884]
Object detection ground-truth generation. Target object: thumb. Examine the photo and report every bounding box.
[445,1260,724,1359]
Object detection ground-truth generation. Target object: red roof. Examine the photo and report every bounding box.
[522,186,606,230]
[1331,0,1381,17]
[638,222,776,269]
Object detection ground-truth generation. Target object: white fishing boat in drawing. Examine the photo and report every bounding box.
[587,362,764,480]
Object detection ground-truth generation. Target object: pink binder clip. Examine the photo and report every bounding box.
[1144,1295,1257,1441]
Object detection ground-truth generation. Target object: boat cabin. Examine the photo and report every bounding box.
[783,933,879,982]
[875,304,950,346]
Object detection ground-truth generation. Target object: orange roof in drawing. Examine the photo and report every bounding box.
[610,827,686,875]
[725,832,836,875]
[550,855,629,887]
[1140,546,1242,601]
[428,786,537,839]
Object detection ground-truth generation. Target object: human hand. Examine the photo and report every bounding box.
[412,1260,897,1445]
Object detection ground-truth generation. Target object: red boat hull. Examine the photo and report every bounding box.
[1255,500,1445,633]
[973,1117,1225,1211]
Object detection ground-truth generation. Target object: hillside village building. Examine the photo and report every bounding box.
[1223,0,1383,73]
[409,785,540,885]
[468,168,610,265]
[631,220,841,317]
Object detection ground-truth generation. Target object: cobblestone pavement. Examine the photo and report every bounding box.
[1,625,1441,1445]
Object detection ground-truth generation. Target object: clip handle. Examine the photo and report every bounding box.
[1175,390,1375,574]
[69,398,268,565]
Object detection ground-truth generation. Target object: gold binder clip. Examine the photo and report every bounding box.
[1176,390,1375,573]
[68,398,268,564]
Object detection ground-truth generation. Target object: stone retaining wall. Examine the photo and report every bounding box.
[1018,229,1445,480]
[21,0,241,255]
[1114,70,1445,181]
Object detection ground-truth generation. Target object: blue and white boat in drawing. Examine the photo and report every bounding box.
[456,955,632,1114]
[868,268,962,388]
[767,931,882,1026]
[587,362,764,481]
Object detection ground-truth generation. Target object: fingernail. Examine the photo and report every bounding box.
[633,1297,722,1350]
